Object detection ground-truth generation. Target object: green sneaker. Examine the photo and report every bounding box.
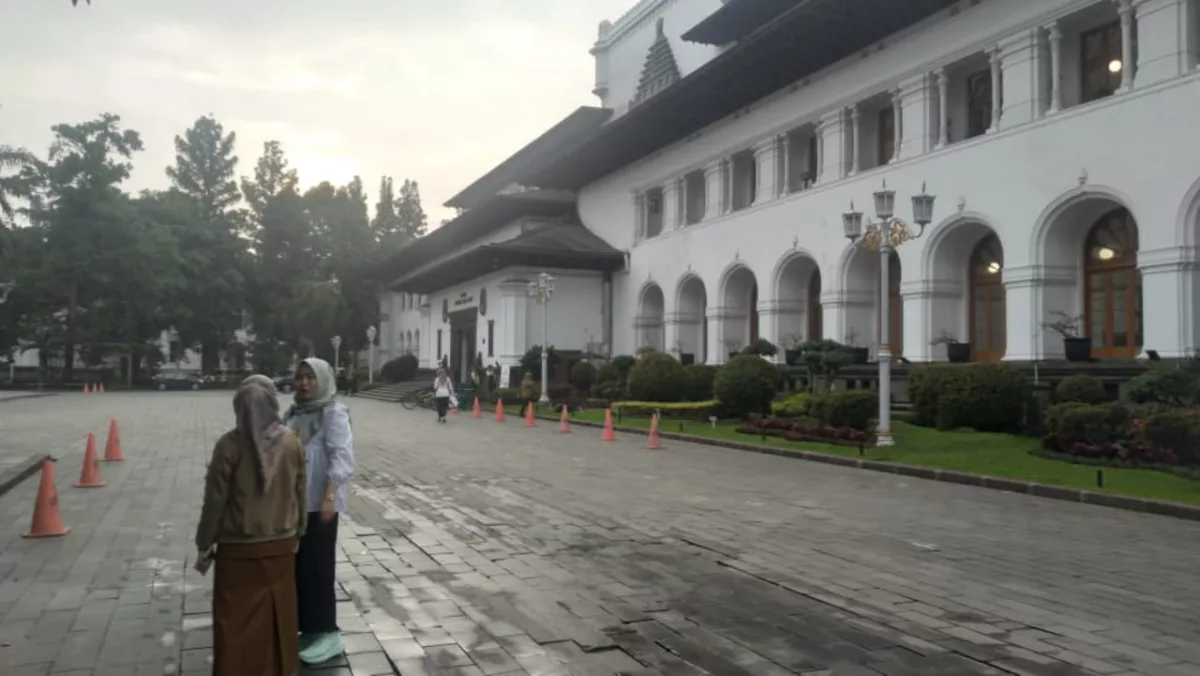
[299,633,344,664]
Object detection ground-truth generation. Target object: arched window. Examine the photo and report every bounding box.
[969,234,1005,361]
[807,271,823,340]
[1084,208,1141,358]
[877,252,902,356]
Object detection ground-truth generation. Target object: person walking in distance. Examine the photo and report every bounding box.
[194,375,307,676]
[433,367,455,423]
[283,358,355,665]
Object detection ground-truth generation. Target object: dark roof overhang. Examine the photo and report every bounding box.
[388,224,625,294]
[681,0,803,46]
[528,0,955,191]
[444,106,613,210]
[371,191,577,284]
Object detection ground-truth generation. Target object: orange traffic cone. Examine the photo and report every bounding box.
[98,382,105,394]
[76,433,106,488]
[558,406,571,434]
[601,409,616,442]
[524,401,536,428]
[103,419,124,462]
[646,414,663,450]
[494,399,505,423]
[471,397,482,419]
[82,383,89,394]
[23,460,70,538]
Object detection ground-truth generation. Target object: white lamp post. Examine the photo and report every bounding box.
[527,272,555,405]
[366,326,377,384]
[843,180,936,447]
[331,335,342,372]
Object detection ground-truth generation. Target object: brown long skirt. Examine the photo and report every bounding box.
[212,537,299,676]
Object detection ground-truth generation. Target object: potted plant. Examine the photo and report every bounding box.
[722,338,744,361]
[930,330,970,363]
[781,334,804,366]
[1043,312,1090,362]
[742,337,779,360]
[670,340,694,365]
[844,328,869,365]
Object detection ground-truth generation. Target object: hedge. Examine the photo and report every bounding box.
[808,390,878,431]
[611,400,718,419]
[681,364,717,401]
[1055,374,1107,404]
[380,354,418,383]
[908,363,1029,432]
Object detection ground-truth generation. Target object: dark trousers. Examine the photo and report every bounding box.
[295,512,339,634]
[436,396,450,419]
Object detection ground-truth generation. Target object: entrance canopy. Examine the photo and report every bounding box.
[389,224,625,294]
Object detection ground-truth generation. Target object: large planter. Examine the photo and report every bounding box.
[849,347,870,364]
[784,349,800,366]
[1063,337,1092,362]
[680,353,695,366]
[946,342,971,363]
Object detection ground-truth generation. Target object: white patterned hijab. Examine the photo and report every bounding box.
[234,375,287,495]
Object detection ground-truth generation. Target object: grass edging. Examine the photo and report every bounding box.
[522,411,1200,523]
[0,392,57,404]
[0,453,51,498]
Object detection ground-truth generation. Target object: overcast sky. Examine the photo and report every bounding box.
[0,0,628,224]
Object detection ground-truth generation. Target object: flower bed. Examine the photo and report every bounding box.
[1032,446,1200,482]
[737,417,872,447]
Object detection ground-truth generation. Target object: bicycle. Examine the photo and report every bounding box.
[398,387,436,411]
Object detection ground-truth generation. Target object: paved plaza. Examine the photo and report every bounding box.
[0,392,1199,676]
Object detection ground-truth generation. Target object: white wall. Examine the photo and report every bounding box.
[592,0,724,114]
[579,0,1200,361]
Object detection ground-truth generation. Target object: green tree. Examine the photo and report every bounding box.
[371,176,399,243]
[165,115,247,371]
[396,178,427,242]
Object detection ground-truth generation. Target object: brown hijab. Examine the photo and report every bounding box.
[234,375,287,494]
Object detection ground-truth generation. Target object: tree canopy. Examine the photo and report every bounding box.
[0,112,428,382]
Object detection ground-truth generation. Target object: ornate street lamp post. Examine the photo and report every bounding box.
[843,180,935,447]
[366,325,377,384]
[331,335,342,372]
[527,272,555,405]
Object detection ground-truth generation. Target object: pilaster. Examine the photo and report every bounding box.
[633,191,647,241]
[1134,0,1197,85]
[753,138,780,205]
[703,160,724,220]
[1138,246,1199,358]
[818,109,845,183]
[662,178,682,230]
[897,73,934,160]
[496,279,530,366]
[999,28,1040,128]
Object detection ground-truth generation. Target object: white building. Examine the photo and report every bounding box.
[377,0,1200,383]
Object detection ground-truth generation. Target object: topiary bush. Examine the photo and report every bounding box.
[681,364,718,401]
[380,354,418,383]
[626,351,685,402]
[908,363,1030,432]
[1142,410,1200,464]
[713,354,781,418]
[771,392,812,418]
[519,345,561,380]
[569,361,597,394]
[1044,402,1132,445]
[1055,374,1108,404]
[1126,369,1198,407]
[741,338,779,358]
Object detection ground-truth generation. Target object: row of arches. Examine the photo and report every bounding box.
[635,198,1145,362]
[399,329,422,357]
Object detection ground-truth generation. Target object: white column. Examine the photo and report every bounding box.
[753,137,779,205]
[633,192,646,241]
[849,105,861,173]
[935,70,948,148]
[1000,29,1040,127]
[818,109,845,182]
[777,134,791,197]
[496,280,530,366]
[1134,0,1193,86]
[1117,0,1136,92]
[1046,23,1063,114]
[889,89,903,162]
[662,179,681,230]
[704,308,723,364]
[897,73,934,160]
[703,160,722,221]
[677,175,689,227]
[756,302,783,363]
[815,125,825,183]
[987,47,1002,131]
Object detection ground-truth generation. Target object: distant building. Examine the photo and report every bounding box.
[375,0,1200,384]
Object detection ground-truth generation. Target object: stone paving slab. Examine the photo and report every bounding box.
[0,393,1199,675]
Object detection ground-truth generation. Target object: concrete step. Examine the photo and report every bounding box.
[353,380,428,403]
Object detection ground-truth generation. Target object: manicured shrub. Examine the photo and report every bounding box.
[596,362,620,385]
[908,363,1029,432]
[771,392,812,418]
[1044,402,1131,445]
[380,354,418,383]
[519,345,561,380]
[713,354,781,418]
[612,400,718,420]
[1055,374,1107,404]
[594,381,623,401]
[681,364,718,401]
[547,384,574,403]
[569,361,597,394]
[809,390,878,430]
[1143,410,1200,464]
[1127,369,1198,407]
[741,338,779,358]
[626,351,685,403]
[610,355,637,381]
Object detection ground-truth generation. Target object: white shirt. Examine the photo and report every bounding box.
[434,378,452,397]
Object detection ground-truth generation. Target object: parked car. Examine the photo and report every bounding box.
[272,373,294,393]
[152,371,203,391]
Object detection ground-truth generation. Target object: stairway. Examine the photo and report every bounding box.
[353,378,428,403]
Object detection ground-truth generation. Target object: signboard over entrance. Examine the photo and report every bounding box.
[453,291,475,308]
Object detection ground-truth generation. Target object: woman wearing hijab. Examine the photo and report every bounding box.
[433,367,455,423]
[195,375,307,676]
[283,357,355,665]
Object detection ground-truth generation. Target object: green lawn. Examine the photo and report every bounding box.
[484,402,1200,507]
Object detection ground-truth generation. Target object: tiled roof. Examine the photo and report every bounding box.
[633,18,682,105]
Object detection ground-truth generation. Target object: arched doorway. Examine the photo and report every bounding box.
[1084,208,1141,358]
[841,248,900,355]
[637,284,666,351]
[774,253,821,345]
[676,275,708,363]
[969,234,1005,361]
[414,329,421,359]
[405,330,413,354]
[721,266,758,357]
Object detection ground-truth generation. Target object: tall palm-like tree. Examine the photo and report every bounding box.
[0,145,38,257]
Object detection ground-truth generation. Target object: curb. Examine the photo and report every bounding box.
[505,410,1200,524]
[0,393,56,405]
[0,453,51,498]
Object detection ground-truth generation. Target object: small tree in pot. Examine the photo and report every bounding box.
[780,334,804,366]
[930,330,970,363]
[844,328,869,364]
[1043,312,1090,362]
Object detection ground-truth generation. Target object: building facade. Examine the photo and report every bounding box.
[378,0,1200,380]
